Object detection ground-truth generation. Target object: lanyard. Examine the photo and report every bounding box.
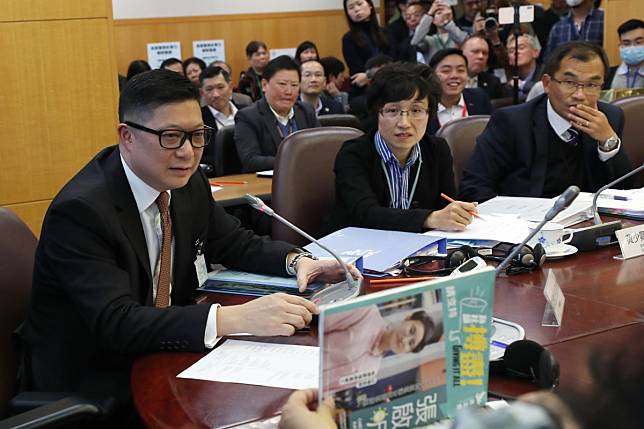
[254,74,264,99]
[626,68,639,89]
[380,151,423,210]
[276,119,297,138]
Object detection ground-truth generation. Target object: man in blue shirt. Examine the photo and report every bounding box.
[545,0,603,58]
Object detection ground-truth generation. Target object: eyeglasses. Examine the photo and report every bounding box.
[379,107,430,120]
[550,77,603,96]
[125,121,213,149]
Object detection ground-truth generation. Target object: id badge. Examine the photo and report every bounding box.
[195,253,208,286]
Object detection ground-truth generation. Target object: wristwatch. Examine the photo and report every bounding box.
[286,248,318,275]
[599,135,620,152]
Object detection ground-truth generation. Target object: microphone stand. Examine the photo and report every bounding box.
[511,4,520,105]
[495,217,547,275]
[244,194,361,304]
[591,163,644,225]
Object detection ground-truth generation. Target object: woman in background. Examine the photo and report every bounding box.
[183,57,206,87]
[295,40,320,63]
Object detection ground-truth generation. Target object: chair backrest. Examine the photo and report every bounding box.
[611,95,644,187]
[436,115,491,190]
[0,209,37,417]
[271,126,364,246]
[318,114,364,131]
[214,125,242,176]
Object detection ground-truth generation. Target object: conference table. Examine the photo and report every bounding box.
[210,173,272,207]
[131,216,643,428]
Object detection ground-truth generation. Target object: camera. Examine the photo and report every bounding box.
[484,8,498,31]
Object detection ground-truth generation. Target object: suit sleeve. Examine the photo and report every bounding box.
[459,109,515,202]
[234,107,275,172]
[39,197,212,354]
[334,140,432,232]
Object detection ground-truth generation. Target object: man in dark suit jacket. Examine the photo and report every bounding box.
[428,48,493,135]
[462,35,507,99]
[459,42,633,203]
[299,59,344,116]
[199,66,252,174]
[235,56,320,173]
[20,70,352,422]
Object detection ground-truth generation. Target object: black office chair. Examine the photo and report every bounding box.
[214,125,242,176]
[0,208,115,427]
[318,114,364,131]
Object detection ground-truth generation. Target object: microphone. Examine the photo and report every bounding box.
[243,194,361,304]
[591,163,644,225]
[495,186,580,275]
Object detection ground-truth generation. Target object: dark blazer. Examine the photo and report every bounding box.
[319,94,345,116]
[342,28,396,98]
[238,68,263,102]
[200,99,250,170]
[459,94,633,202]
[477,72,506,100]
[234,98,320,172]
[321,133,456,235]
[428,88,493,135]
[21,146,293,403]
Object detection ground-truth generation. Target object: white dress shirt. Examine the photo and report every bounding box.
[207,101,238,128]
[437,94,468,128]
[121,156,220,348]
[546,99,619,162]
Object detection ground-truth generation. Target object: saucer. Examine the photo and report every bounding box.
[546,244,578,260]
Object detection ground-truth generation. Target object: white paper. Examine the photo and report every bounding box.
[256,170,274,177]
[424,214,530,244]
[193,39,226,64]
[478,196,592,227]
[147,41,182,69]
[270,48,296,59]
[210,185,222,193]
[177,340,319,389]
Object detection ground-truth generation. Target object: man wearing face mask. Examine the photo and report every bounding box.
[607,20,644,90]
[545,0,603,58]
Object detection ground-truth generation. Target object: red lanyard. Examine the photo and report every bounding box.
[438,102,468,127]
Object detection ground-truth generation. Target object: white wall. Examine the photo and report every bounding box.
[112,0,380,20]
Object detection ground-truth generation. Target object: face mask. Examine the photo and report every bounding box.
[565,0,583,6]
[620,46,644,66]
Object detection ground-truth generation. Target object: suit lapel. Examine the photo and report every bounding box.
[530,97,549,196]
[103,148,152,300]
[259,99,283,152]
[169,187,194,305]
[293,103,308,131]
[201,106,219,130]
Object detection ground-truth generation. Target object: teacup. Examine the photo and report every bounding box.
[528,222,573,252]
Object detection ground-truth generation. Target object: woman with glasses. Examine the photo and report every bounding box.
[321,62,478,235]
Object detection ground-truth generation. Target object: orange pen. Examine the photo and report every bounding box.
[209,180,248,186]
[440,193,483,221]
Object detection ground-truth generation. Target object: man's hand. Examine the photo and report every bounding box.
[295,258,363,293]
[279,389,336,429]
[424,201,477,231]
[217,293,319,337]
[326,81,341,97]
[350,72,369,87]
[568,104,615,143]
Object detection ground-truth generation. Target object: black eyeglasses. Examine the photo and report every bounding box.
[125,121,214,149]
[550,77,603,96]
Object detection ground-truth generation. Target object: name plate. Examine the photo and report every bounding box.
[615,224,644,260]
[542,269,565,326]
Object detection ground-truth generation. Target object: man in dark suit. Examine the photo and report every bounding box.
[199,66,251,174]
[299,59,344,116]
[462,35,506,99]
[460,42,633,203]
[235,56,320,172]
[427,48,493,135]
[20,70,353,423]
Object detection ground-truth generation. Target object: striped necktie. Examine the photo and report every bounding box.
[565,128,579,146]
[155,192,172,308]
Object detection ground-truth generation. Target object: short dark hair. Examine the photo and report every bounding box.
[319,56,345,79]
[262,55,301,82]
[429,48,469,69]
[183,57,206,75]
[159,57,182,70]
[295,40,319,63]
[543,41,609,80]
[209,60,232,75]
[126,60,151,81]
[246,40,268,58]
[118,69,200,123]
[366,62,441,130]
[617,19,644,37]
[409,310,443,354]
[365,54,393,71]
[200,66,231,84]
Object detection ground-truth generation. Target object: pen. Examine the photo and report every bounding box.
[598,194,629,201]
[209,180,248,186]
[440,193,484,220]
[370,276,436,286]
